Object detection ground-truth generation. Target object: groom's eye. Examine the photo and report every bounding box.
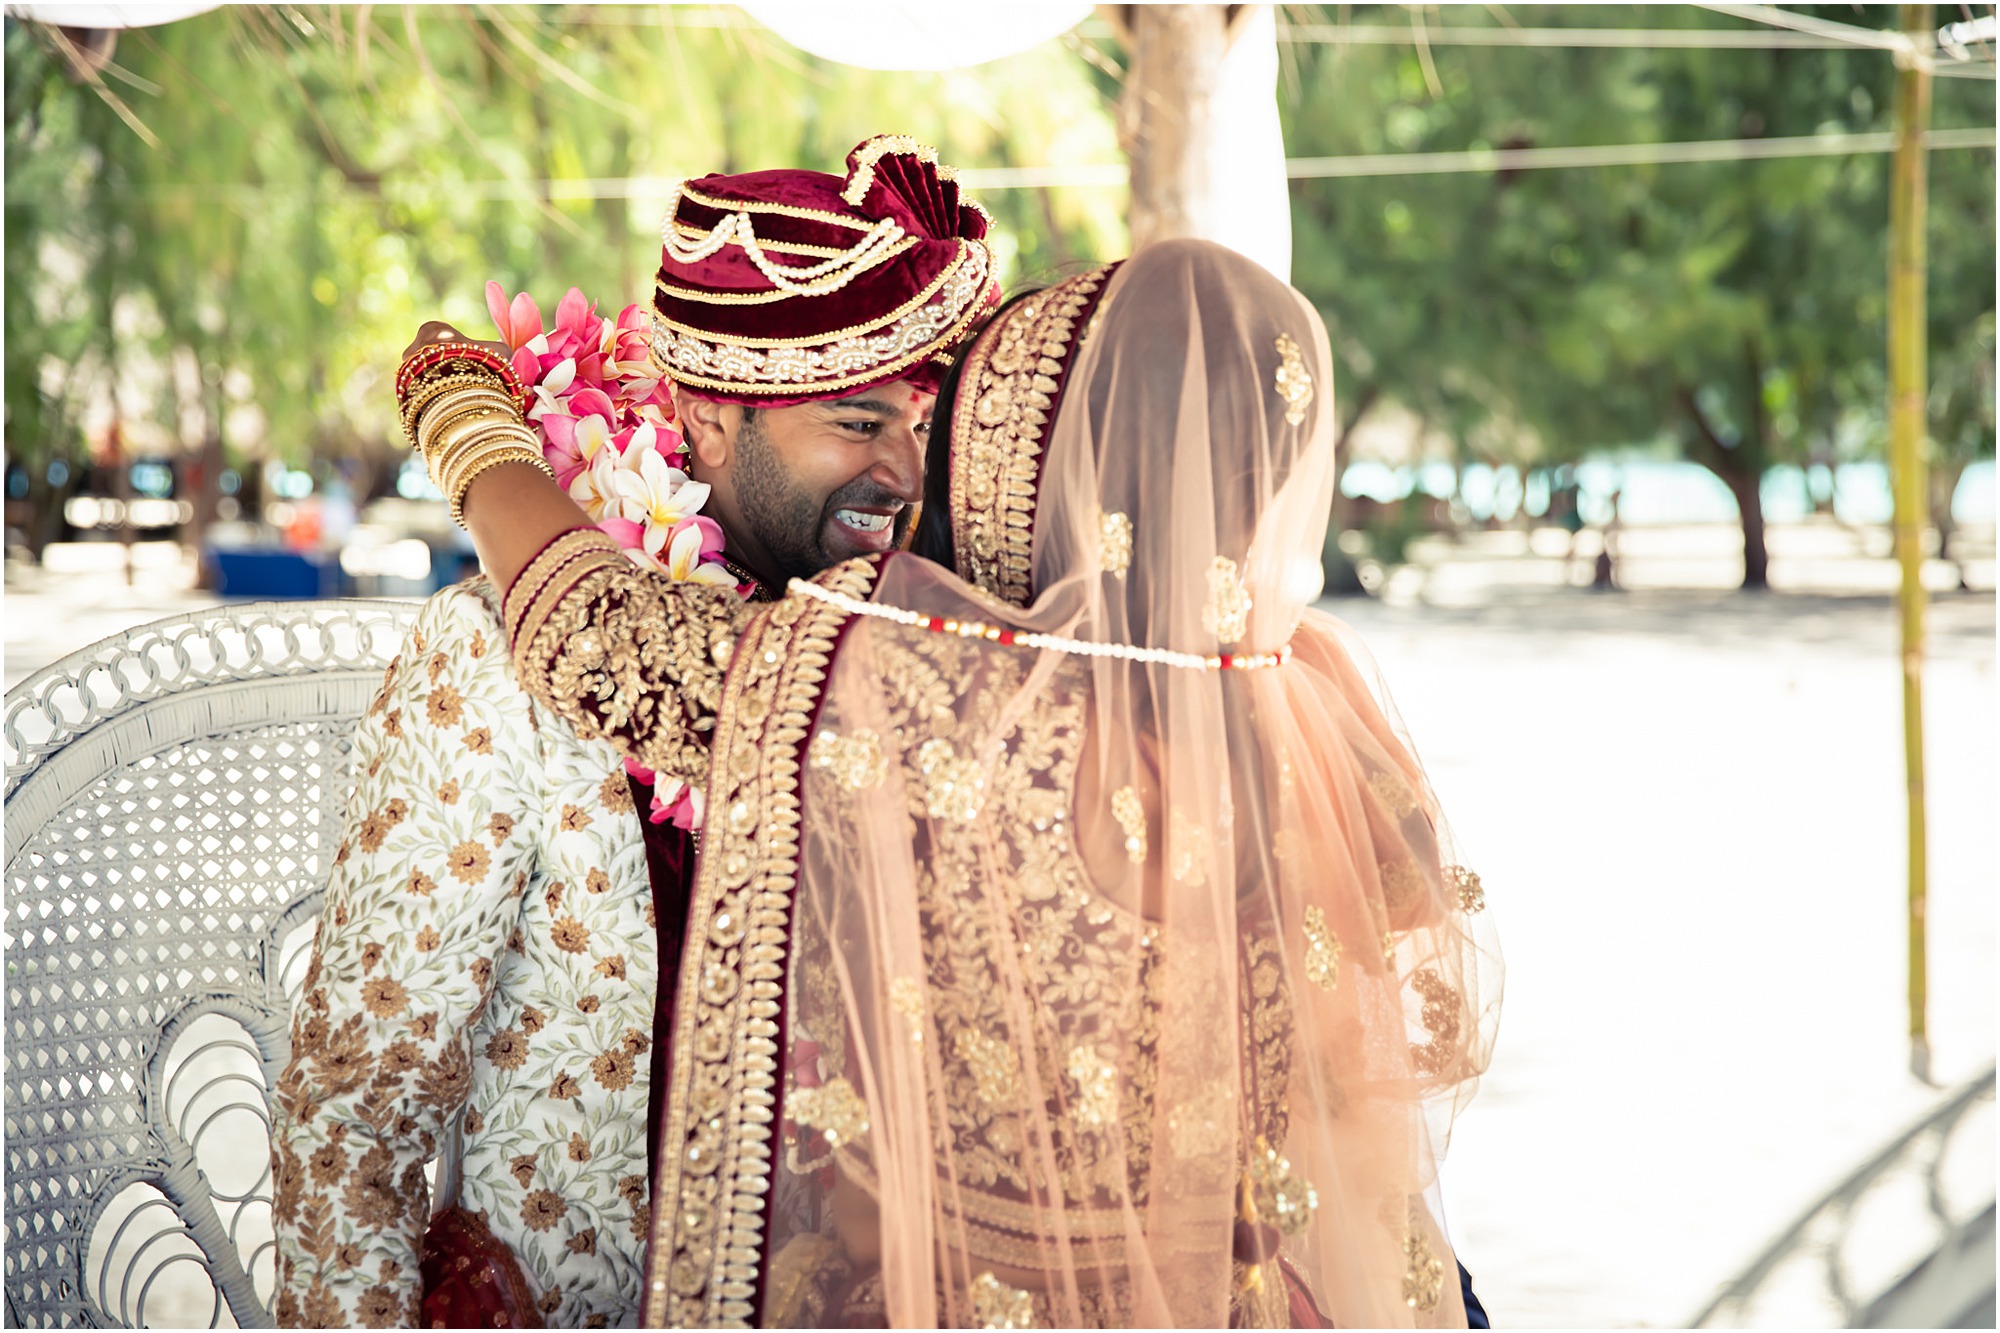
[835,419,883,438]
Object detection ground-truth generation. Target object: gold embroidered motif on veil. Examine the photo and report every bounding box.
[1168,809,1211,886]
[890,976,927,1046]
[1110,786,1147,864]
[1301,906,1342,992]
[1402,1203,1446,1312]
[1097,508,1134,579]
[916,737,988,822]
[1409,967,1463,1077]
[809,726,887,791]
[1245,1137,1319,1237]
[1368,767,1422,819]
[1274,332,1315,427]
[1380,856,1428,912]
[789,1076,870,1147]
[1449,864,1487,914]
[970,1272,1038,1329]
[1066,1044,1119,1128]
[955,1028,1022,1108]
[1202,556,1253,644]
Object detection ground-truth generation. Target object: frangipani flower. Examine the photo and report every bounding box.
[653,516,735,585]
[611,438,711,531]
[566,442,625,522]
[527,358,577,421]
[619,758,707,830]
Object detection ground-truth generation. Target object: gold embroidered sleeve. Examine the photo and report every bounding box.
[504,528,756,787]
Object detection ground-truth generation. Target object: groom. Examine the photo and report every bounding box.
[271,136,995,1328]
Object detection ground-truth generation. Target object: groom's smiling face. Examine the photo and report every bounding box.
[679,379,933,584]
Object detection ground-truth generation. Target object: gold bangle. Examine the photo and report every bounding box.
[426,404,517,458]
[428,427,527,500]
[415,385,518,440]
[435,420,540,497]
[432,426,532,498]
[434,413,531,470]
[450,447,554,527]
[421,401,521,464]
[401,372,512,441]
[402,371,516,445]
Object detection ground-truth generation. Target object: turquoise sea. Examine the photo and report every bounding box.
[1342,458,1997,527]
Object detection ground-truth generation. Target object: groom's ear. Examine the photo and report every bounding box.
[678,393,735,473]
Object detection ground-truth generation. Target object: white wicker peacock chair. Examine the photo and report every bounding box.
[3,599,418,1329]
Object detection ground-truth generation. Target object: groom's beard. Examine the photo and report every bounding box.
[733,411,913,582]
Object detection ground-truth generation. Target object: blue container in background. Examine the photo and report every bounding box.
[206,547,346,599]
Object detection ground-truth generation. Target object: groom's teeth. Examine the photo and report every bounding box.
[836,509,892,532]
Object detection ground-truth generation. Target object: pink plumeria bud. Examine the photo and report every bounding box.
[486,281,545,350]
[554,288,594,343]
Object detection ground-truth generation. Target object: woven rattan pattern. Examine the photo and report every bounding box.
[4,600,416,1328]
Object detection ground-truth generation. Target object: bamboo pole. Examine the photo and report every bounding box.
[1888,4,1933,1085]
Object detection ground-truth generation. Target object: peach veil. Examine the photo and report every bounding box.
[644,240,1500,1328]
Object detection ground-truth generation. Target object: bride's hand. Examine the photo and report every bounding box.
[403,320,510,362]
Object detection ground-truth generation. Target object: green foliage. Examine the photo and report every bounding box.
[1284,3,1995,585]
[2,5,1124,501]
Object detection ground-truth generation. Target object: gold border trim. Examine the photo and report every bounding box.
[657,237,922,303]
[653,242,973,348]
[678,181,879,231]
[648,242,993,398]
[948,264,1118,607]
[642,557,883,1328]
[841,134,942,207]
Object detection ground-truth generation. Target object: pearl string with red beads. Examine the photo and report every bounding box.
[786,578,1293,672]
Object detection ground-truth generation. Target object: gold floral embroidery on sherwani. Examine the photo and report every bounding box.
[508,528,757,789]
[271,581,660,1329]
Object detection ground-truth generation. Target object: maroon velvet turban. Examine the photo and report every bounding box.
[650,135,999,407]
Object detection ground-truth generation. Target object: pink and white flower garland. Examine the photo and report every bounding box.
[487,280,743,832]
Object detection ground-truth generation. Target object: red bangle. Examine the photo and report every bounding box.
[395,341,529,411]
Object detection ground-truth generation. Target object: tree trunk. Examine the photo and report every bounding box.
[1103,4,1234,250]
[1719,464,1770,589]
[1678,381,1772,591]
[1321,384,1379,596]
[20,464,81,563]
[175,344,226,589]
[1928,460,1966,588]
